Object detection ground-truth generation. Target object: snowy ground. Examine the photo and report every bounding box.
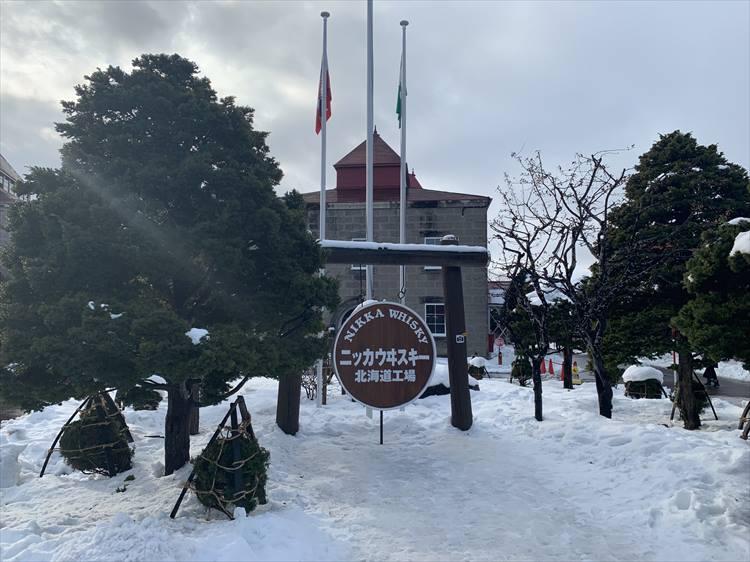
[715,361,750,383]
[641,355,750,382]
[2,377,749,562]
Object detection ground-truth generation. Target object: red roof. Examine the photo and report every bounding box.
[303,132,490,206]
[334,131,401,168]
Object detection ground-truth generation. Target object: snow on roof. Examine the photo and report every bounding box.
[622,365,663,383]
[0,153,21,182]
[729,231,750,257]
[185,328,209,345]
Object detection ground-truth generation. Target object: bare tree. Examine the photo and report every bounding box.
[492,151,646,418]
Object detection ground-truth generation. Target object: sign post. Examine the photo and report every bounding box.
[333,301,436,421]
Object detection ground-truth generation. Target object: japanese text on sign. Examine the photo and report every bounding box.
[339,347,431,368]
[354,368,417,383]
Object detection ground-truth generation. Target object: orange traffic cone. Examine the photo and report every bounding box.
[540,359,546,374]
[548,358,555,376]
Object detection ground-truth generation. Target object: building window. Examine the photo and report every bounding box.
[351,237,366,271]
[424,236,442,270]
[425,302,446,336]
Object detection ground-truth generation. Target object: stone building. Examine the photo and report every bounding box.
[303,133,491,356]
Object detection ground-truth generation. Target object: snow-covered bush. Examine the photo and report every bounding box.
[468,356,487,380]
[622,365,664,399]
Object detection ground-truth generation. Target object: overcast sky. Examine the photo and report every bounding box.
[2,0,748,224]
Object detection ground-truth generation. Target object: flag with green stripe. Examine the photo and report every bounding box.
[396,51,406,128]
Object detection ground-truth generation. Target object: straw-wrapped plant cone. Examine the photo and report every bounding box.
[192,429,269,516]
[59,401,133,477]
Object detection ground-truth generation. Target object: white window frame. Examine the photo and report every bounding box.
[424,302,446,337]
[351,237,367,271]
[423,236,442,270]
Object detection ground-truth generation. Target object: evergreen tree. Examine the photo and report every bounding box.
[498,268,548,419]
[0,54,338,474]
[548,300,581,389]
[607,131,749,428]
[675,219,750,369]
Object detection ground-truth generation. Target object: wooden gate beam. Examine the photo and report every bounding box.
[320,240,487,267]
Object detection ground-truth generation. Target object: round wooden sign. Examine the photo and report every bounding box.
[333,301,436,410]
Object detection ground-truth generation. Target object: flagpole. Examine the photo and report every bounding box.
[365,0,374,300]
[319,11,330,242]
[317,11,330,407]
[398,20,408,305]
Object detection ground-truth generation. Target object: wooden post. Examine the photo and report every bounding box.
[562,348,573,390]
[532,356,543,421]
[379,410,383,445]
[276,373,302,435]
[441,235,473,431]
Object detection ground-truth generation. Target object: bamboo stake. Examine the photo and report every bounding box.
[40,396,93,477]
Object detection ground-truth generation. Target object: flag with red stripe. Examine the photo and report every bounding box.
[315,60,332,134]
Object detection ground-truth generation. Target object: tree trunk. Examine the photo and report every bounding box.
[532,356,543,421]
[276,373,302,435]
[164,385,192,476]
[590,352,613,418]
[562,347,573,390]
[677,351,701,430]
[188,382,200,435]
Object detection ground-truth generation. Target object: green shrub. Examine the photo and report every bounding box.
[511,357,532,387]
[624,379,664,399]
[116,386,162,410]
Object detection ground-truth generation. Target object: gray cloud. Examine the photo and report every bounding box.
[1,0,748,219]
